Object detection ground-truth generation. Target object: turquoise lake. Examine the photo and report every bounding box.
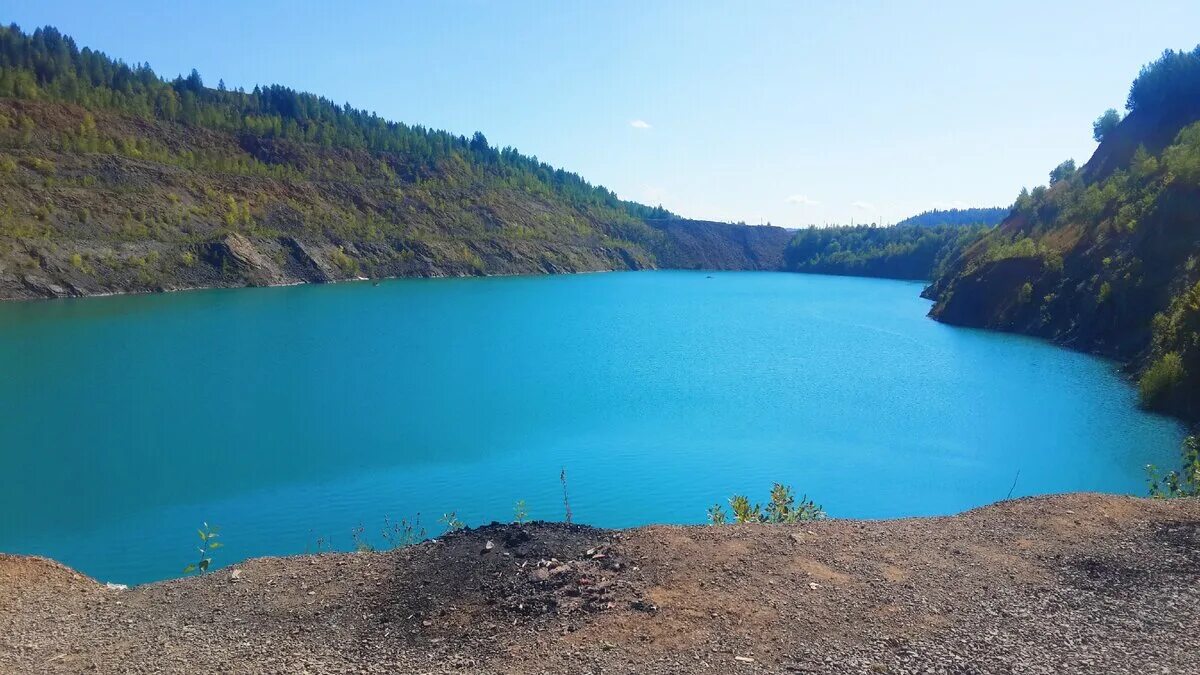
[0,270,1185,584]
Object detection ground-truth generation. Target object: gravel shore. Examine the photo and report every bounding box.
[2,493,1198,674]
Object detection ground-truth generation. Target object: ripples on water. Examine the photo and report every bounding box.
[0,271,1183,583]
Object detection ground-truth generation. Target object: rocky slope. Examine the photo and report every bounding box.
[0,25,795,301]
[3,493,1198,673]
[924,47,1200,418]
[0,98,794,301]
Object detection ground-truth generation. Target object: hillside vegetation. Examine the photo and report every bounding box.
[894,207,1007,229]
[925,46,1200,418]
[0,25,790,299]
[783,220,993,280]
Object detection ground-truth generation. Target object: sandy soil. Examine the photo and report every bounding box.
[2,493,1198,674]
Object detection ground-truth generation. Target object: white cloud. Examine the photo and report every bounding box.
[852,201,876,211]
[785,194,819,206]
[630,119,652,129]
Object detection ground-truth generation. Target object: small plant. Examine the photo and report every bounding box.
[729,494,762,523]
[513,499,529,524]
[560,467,573,525]
[707,503,727,525]
[183,522,221,575]
[765,483,826,523]
[350,523,374,552]
[382,514,426,549]
[713,484,826,525]
[1148,436,1200,498]
[308,532,330,554]
[438,511,465,533]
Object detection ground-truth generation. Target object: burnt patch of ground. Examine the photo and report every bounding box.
[370,522,649,648]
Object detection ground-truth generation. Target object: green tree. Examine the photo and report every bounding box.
[1049,159,1077,185]
[1093,108,1121,142]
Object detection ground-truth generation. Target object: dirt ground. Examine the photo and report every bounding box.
[2,493,1198,674]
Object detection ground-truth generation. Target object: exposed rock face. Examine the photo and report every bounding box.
[200,232,291,287]
[0,99,796,301]
[646,218,794,271]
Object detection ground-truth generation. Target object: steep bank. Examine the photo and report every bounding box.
[925,46,1200,419]
[0,95,793,301]
[0,26,793,300]
[3,493,1198,673]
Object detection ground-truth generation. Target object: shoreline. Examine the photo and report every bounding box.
[3,493,1197,673]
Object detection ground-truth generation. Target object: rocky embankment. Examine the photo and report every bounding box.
[2,493,1198,674]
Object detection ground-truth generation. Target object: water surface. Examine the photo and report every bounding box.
[0,271,1183,583]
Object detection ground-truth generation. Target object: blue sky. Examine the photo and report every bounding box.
[6,1,1200,226]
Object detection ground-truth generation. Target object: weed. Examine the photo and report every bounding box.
[560,468,573,524]
[183,522,221,574]
[351,523,374,552]
[382,514,426,549]
[707,503,727,525]
[438,511,465,534]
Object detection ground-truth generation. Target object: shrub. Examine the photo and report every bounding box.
[1139,351,1185,405]
[716,484,826,524]
[728,495,761,523]
[707,503,727,525]
[1018,282,1033,305]
[1147,436,1200,498]
[330,247,359,276]
[765,483,825,523]
[20,156,55,175]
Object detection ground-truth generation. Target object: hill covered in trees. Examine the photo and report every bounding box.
[782,220,992,280]
[0,25,789,299]
[925,45,1200,419]
[895,207,1007,228]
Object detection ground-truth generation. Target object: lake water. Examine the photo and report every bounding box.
[0,271,1185,584]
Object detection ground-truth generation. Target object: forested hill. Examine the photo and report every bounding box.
[782,220,992,281]
[895,207,1007,228]
[925,46,1200,419]
[0,25,785,300]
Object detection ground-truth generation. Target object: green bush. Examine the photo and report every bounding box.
[709,483,825,524]
[1148,436,1200,498]
[1139,352,1185,405]
[330,247,360,277]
